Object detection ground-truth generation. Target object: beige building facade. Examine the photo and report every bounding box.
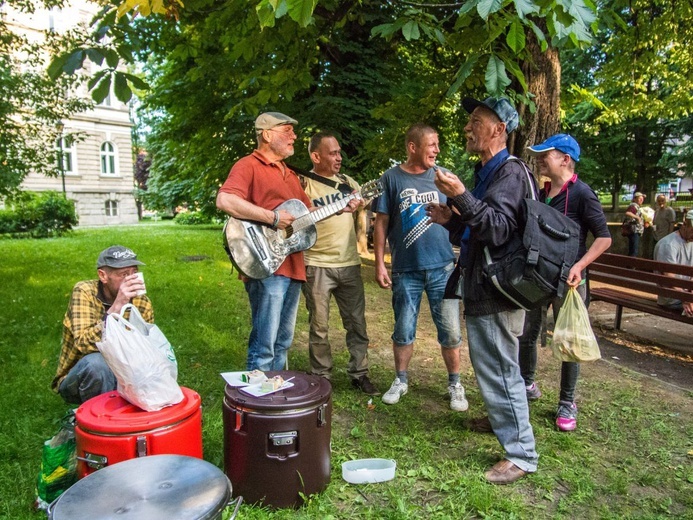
[5,0,138,226]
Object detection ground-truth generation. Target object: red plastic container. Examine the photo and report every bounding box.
[74,386,203,478]
[223,371,332,509]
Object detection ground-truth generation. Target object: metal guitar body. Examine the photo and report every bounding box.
[223,199,316,279]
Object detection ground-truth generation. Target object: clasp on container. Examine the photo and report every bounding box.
[136,435,147,457]
[76,452,108,470]
[269,431,297,446]
[317,403,328,426]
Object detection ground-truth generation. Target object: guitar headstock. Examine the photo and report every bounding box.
[360,179,383,201]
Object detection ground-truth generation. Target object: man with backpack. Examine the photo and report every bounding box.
[518,134,612,432]
[430,97,537,484]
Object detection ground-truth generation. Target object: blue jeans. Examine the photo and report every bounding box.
[628,232,641,257]
[519,284,587,402]
[466,310,538,472]
[245,275,302,371]
[58,353,116,404]
[391,263,461,348]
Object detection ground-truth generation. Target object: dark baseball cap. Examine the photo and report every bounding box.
[462,96,519,134]
[97,246,145,269]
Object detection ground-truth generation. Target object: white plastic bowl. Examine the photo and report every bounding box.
[342,458,396,484]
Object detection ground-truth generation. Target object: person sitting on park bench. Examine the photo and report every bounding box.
[654,209,693,318]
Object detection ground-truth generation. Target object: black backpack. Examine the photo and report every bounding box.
[482,164,580,310]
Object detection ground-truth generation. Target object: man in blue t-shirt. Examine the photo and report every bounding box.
[371,123,467,412]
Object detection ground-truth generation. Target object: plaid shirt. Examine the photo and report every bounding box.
[51,279,154,392]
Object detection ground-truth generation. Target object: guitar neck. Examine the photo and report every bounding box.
[292,194,355,232]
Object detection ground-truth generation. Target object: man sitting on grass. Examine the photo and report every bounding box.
[52,245,150,404]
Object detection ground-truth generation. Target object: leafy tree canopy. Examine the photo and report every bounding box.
[51,0,598,105]
[50,0,597,213]
[562,0,693,203]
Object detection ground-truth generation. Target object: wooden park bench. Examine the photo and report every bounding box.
[588,252,693,329]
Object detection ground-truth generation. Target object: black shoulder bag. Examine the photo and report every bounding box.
[481,162,581,310]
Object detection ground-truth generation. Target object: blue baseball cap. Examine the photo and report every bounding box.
[462,97,519,134]
[527,133,581,162]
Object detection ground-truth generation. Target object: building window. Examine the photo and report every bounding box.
[98,90,112,107]
[105,200,119,217]
[100,142,117,174]
[48,7,61,32]
[55,136,75,174]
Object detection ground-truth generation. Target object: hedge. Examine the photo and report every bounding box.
[0,191,78,238]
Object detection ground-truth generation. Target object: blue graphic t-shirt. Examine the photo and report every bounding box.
[371,165,455,272]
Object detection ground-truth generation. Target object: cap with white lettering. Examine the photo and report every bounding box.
[96,246,145,269]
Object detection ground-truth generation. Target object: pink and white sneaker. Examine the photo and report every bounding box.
[556,400,577,431]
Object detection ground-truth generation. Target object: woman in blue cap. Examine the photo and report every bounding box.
[518,134,612,431]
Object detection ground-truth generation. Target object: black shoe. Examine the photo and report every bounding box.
[352,375,380,396]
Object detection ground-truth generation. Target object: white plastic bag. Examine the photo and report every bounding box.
[97,304,183,411]
[551,287,601,362]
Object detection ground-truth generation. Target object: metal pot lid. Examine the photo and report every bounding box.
[224,370,331,411]
[50,455,231,520]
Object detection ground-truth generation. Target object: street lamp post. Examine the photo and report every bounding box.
[56,121,66,198]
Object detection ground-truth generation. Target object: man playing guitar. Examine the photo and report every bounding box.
[216,112,357,371]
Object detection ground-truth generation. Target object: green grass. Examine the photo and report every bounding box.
[1,222,692,519]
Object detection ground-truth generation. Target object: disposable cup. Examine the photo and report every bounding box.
[134,272,146,296]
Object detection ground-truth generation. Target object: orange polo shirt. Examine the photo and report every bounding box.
[219,150,311,281]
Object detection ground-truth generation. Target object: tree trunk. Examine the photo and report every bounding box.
[633,120,667,199]
[354,206,369,255]
[633,123,649,195]
[510,23,561,164]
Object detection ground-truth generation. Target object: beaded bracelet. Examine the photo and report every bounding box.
[272,210,280,229]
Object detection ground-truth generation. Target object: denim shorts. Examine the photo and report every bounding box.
[391,262,461,348]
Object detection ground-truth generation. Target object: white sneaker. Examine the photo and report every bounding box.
[448,382,469,412]
[382,378,408,405]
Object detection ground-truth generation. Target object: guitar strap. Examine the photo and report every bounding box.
[286,163,353,195]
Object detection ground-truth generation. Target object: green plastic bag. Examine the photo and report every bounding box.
[35,411,77,510]
[551,287,601,362]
